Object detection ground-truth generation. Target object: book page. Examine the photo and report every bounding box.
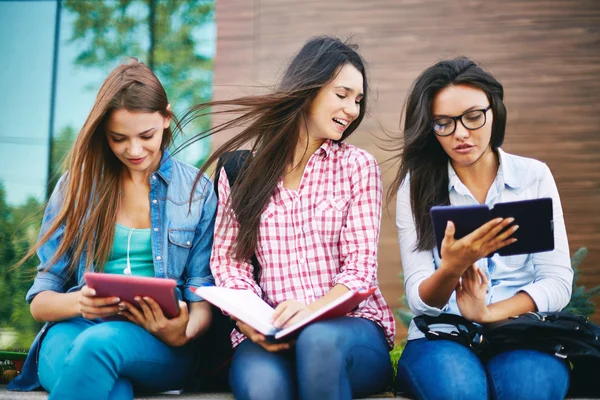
[196,287,277,336]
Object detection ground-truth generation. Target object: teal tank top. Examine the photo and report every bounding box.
[104,224,155,277]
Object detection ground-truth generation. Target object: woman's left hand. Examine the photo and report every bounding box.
[271,299,315,328]
[456,264,491,324]
[120,297,190,347]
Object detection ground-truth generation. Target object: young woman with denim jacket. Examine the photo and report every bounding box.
[8,59,217,399]
[390,57,573,400]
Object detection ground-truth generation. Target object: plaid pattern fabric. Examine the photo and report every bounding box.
[211,140,396,348]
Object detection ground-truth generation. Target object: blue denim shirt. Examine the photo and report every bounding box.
[9,149,217,391]
[396,149,574,340]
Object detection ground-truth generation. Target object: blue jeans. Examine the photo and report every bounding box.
[229,317,392,400]
[38,317,195,400]
[396,338,570,400]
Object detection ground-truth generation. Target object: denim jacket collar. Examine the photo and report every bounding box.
[155,148,173,185]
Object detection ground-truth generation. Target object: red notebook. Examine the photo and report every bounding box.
[84,272,180,319]
[192,286,376,340]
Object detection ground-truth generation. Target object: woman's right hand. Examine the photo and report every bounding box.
[77,285,123,319]
[440,218,518,275]
[234,318,291,352]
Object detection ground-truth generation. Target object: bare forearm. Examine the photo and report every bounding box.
[418,264,463,309]
[186,301,212,340]
[308,284,350,311]
[482,292,536,323]
[30,290,80,322]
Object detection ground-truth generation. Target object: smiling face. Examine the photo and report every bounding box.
[105,108,170,175]
[304,63,364,143]
[432,84,494,170]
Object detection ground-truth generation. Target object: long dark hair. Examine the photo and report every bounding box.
[182,36,368,261]
[17,59,175,275]
[388,57,506,251]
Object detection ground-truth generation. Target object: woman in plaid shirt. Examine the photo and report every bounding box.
[187,36,396,400]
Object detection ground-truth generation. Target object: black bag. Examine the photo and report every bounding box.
[187,150,261,391]
[414,312,600,396]
[214,150,261,282]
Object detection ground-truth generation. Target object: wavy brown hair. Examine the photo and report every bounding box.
[387,57,507,251]
[18,59,175,276]
[180,36,368,262]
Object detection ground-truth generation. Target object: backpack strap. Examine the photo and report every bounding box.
[413,314,483,352]
[214,150,261,283]
[214,150,252,195]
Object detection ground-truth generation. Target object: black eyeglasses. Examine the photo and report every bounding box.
[432,105,492,137]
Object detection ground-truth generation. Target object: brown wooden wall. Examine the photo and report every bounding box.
[213,0,600,339]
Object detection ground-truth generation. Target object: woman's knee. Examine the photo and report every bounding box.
[63,323,127,367]
[295,319,351,357]
[396,339,488,400]
[229,342,294,400]
[487,350,570,400]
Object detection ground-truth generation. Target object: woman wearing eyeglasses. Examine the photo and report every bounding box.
[390,57,573,400]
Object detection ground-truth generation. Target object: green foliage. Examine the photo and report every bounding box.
[564,247,600,317]
[0,181,43,350]
[63,0,215,161]
[389,342,405,382]
[48,126,77,195]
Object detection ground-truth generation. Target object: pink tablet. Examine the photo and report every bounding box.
[84,272,180,319]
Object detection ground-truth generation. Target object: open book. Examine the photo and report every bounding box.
[430,197,554,258]
[192,286,376,340]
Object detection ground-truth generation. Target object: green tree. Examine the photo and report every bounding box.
[0,183,16,324]
[48,125,76,195]
[63,0,214,166]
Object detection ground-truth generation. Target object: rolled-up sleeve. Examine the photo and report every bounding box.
[334,154,382,291]
[396,177,446,317]
[518,164,573,312]
[26,174,72,303]
[184,175,218,302]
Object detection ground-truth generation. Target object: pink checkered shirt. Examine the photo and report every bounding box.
[211,140,396,348]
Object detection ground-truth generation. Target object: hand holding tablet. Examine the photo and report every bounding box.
[430,198,554,258]
[84,272,180,319]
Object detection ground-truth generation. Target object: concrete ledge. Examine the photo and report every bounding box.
[0,386,406,399]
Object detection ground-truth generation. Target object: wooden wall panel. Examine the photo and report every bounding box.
[214,0,600,339]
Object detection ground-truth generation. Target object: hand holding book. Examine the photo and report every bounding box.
[191,286,377,342]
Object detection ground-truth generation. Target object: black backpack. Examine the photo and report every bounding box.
[186,150,262,391]
[213,150,261,282]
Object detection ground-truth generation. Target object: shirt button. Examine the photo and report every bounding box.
[153,228,159,232]
[186,241,191,246]
[156,256,162,261]
[152,199,158,204]
[152,175,157,180]
[299,258,305,264]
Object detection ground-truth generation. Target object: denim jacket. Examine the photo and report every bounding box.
[396,149,573,341]
[9,149,217,391]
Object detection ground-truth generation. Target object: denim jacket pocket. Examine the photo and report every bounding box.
[167,228,195,278]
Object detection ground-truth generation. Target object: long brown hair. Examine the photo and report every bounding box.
[180,36,368,261]
[19,59,175,276]
[387,57,507,251]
